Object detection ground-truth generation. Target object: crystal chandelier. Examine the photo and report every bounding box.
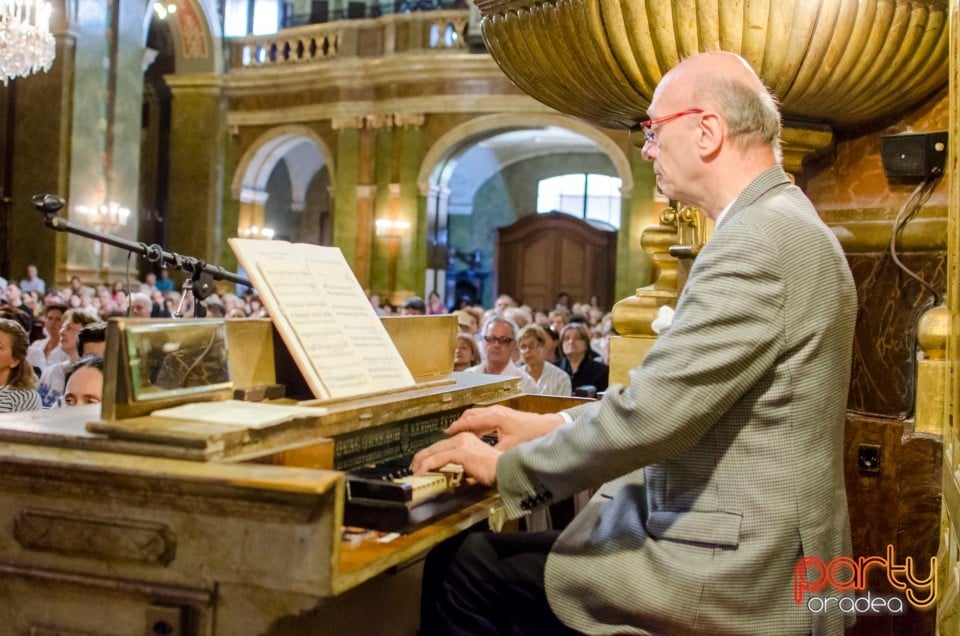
[0,0,55,85]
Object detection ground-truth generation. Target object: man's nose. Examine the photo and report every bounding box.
[641,138,656,162]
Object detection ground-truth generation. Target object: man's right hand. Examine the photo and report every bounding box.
[445,405,565,452]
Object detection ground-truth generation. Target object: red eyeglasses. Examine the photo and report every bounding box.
[637,109,704,144]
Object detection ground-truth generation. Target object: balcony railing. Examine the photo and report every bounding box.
[227,9,474,71]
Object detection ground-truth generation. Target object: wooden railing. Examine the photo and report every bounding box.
[227,10,472,71]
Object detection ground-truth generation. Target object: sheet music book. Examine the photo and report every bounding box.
[228,239,416,400]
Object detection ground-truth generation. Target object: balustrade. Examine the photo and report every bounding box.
[228,9,471,70]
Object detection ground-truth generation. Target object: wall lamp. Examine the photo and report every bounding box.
[375,219,411,238]
[239,225,275,239]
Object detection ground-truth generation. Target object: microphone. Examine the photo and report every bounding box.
[31,193,65,214]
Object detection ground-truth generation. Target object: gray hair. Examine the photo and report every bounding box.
[693,74,782,163]
[482,315,519,339]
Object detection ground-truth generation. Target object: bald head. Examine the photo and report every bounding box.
[655,52,781,158]
[643,52,782,217]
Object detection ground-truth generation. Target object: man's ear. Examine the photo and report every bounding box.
[696,112,724,158]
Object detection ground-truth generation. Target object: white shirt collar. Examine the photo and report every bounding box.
[715,200,734,227]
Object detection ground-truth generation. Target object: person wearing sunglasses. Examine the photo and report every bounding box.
[415,51,856,636]
[464,316,537,395]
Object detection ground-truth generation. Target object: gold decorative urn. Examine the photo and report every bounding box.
[473,0,949,382]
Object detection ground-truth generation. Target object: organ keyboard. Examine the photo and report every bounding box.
[0,316,589,634]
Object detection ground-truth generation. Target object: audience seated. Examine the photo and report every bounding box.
[548,307,570,335]
[427,291,446,315]
[465,316,537,394]
[4,283,31,315]
[0,305,34,336]
[155,268,175,292]
[151,290,173,317]
[25,300,69,373]
[542,324,562,365]
[63,355,104,407]
[0,318,41,413]
[19,264,45,295]
[503,306,532,328]
[517,324,571,397]
[494,294,517,314]
[402,296,427,315]
[129,292,153,318]
[558,322,609,395]
[76,321,108,358]
[454,333,480,372]
[37,309,99,407]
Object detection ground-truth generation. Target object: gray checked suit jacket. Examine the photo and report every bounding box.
[496,166,857,635]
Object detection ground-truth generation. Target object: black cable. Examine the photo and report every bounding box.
[888,174,943,305]
[125,250,135,317]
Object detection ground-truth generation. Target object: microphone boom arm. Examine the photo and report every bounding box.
[31,193,252,295]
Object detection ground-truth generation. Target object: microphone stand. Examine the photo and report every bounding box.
[32,194,253,318]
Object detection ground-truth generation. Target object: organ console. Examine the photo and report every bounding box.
[0,315,587,634]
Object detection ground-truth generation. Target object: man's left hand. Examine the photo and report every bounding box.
[411,433,501,486]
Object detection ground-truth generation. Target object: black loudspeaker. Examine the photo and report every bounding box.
[880,131,948,180]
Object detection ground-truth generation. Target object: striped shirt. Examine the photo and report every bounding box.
[0,385,42,413]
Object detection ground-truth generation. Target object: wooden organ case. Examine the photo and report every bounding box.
[0,316,583,635]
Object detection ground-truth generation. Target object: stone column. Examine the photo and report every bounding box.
[165,73,226,269]
[396,114,425,295]
[332,116,371,284]
[369,116,394,298]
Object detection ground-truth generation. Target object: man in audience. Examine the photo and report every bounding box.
[4,283,31,316]
[155,268,175,292]
[465,317,536,394]
[129,292,153,318]
[494,294,517,314]
[63,355,104,407]
[19,264,46,296]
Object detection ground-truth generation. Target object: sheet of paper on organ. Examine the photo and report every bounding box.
[150,400,326,429]
[229,238,416,400]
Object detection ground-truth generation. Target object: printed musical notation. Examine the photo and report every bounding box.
[229,239,415,400]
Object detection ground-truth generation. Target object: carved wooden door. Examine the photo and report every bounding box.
[495,212,617,310]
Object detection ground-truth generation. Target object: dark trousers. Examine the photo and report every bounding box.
[419,529,583,635]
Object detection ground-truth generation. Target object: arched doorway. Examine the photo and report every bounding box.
[419,115,632,310]
[231,126,335,245]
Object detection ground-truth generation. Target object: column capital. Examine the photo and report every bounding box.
[393,113,425,127]
[332,115,364,130]
[356,184,378,199]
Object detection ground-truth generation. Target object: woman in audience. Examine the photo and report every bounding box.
[427,291,446,315]
[25,300,68,373]
[454,333,480,372]
[517,324,571,396]
[558,322,609,395]
[0,318,41,413]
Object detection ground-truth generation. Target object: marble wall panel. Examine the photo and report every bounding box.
[846,252,946,418]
